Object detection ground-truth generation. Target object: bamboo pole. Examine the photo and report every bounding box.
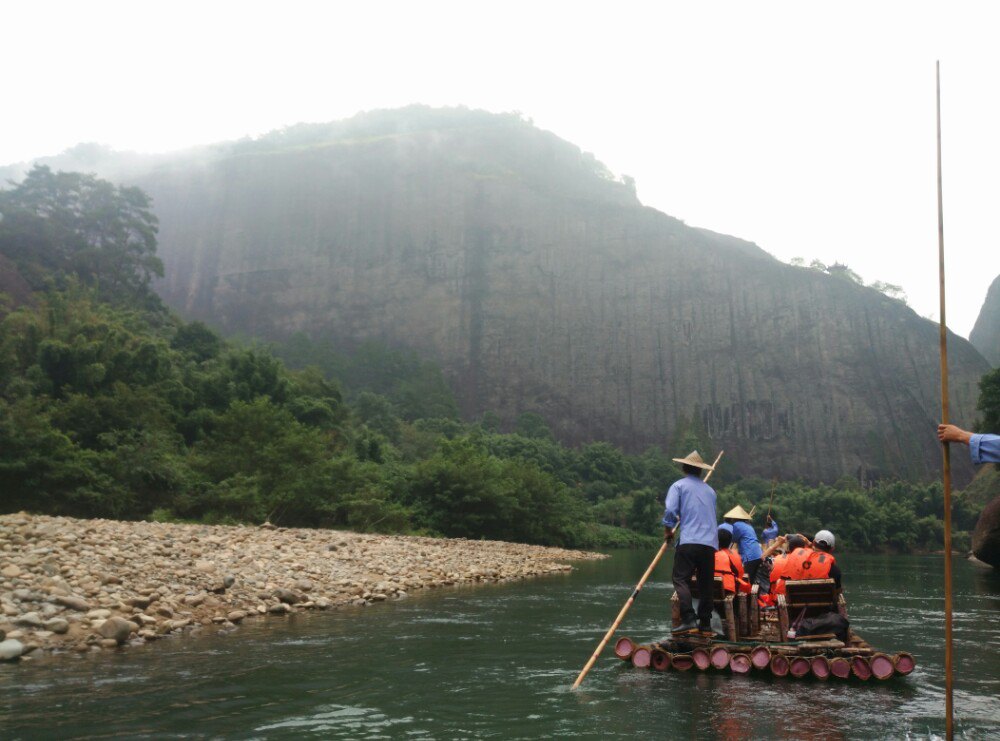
[571,450,724,688]
[936,59,955,741]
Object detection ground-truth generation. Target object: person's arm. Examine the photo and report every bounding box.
[762,535,787,559]
[829,562,842,590]
[937,423,972,445]
[970,433,1000,464]
[662,483,680,539]
[937,424,1000,464]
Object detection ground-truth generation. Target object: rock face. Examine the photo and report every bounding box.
[12,108,991,482]
[970,274,1000,367]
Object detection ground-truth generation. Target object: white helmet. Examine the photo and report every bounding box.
[814,530,835,550]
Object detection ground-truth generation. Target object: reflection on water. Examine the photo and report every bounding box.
[0,553,997,739]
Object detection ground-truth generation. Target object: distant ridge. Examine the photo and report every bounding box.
[971,274,1000,366]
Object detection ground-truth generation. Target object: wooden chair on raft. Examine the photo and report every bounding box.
[776,578,848,642]
[670,575,742,641]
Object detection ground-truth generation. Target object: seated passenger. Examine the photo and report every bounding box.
[715,527,751,594]
[781,529,840,590]
[758,533,805,606]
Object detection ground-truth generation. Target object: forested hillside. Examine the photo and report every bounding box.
[11,107,987,483]
[0,165,992,553]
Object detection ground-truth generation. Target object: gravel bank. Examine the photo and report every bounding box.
[0,513,605,661]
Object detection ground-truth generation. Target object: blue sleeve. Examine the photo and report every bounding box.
[662,483,681,527]
[970,433,1000,464]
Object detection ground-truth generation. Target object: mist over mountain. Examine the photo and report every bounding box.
[971,274,1000,367]
[4,106,989,483]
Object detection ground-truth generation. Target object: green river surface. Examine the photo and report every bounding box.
[2,552,998,739]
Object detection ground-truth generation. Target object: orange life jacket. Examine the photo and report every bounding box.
[763,548,834,604]
[782,547,836,581]
[715,548,751,594]
[714,550,736,593]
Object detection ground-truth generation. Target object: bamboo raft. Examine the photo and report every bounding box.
[612,576,916,681]
[613,633,915,681]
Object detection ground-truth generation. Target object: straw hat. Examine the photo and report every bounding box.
[723,505,753,521]
[671,450,715,471]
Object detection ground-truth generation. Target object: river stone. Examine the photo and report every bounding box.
[0,639,24,661]
[44,618,69,634]
[86,609,111,620]
[227,610,247,623]
[972,494,1000,568]
[183,594,206,607]
[97,617,137,644]
[1,565,21,578]
[268,603,290,614]
[127,596,152,609]
[273,589,301,605]
[15,612,44,628]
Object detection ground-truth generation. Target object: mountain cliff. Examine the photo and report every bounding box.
[970,274,1000,367]
[5,107,990,483]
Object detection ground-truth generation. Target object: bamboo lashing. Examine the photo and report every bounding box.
[571,450,724,689]
[936,59,955,741]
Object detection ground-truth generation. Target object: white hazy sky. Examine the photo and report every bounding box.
[4,1,999,338]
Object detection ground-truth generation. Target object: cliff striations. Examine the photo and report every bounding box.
[5,108,991,483]
[970,274,1000,367]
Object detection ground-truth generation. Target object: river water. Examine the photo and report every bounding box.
[1,552,998,739]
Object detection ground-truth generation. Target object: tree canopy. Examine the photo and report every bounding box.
[0,165,162,304]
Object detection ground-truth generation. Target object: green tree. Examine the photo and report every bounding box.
[0,165,162,303]
[515,411,553,440]
[978,367,1000,433]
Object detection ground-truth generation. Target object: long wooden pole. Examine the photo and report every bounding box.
[935,59,955,741]
[571,450,724,689]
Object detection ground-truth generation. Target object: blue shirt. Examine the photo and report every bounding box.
[970,433,1000,464]
[762,520,779,542]
[731,520,763,564]
[661,475,718,548]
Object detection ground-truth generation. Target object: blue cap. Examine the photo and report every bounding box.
[718,523,733,533]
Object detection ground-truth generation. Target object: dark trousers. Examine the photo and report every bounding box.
[744,558,762,586]
[673,543,716,628]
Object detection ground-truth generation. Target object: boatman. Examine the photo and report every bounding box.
[937,424,1000,464]
[722,505,765,585]
[762,515,779,546]
[663,451,718,635]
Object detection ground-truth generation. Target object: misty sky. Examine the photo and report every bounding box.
[4,1,998,338]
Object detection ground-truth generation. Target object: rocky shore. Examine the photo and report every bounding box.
[0,514,604,662]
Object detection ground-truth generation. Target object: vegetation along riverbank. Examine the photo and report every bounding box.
[0,513,603,662]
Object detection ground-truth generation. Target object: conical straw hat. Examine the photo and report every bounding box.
[724,505,752,521]
[671,450,715,471]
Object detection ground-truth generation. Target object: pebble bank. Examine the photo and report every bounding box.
[0,514,604,662]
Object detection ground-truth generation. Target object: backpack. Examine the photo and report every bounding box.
[796,612,850,642]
